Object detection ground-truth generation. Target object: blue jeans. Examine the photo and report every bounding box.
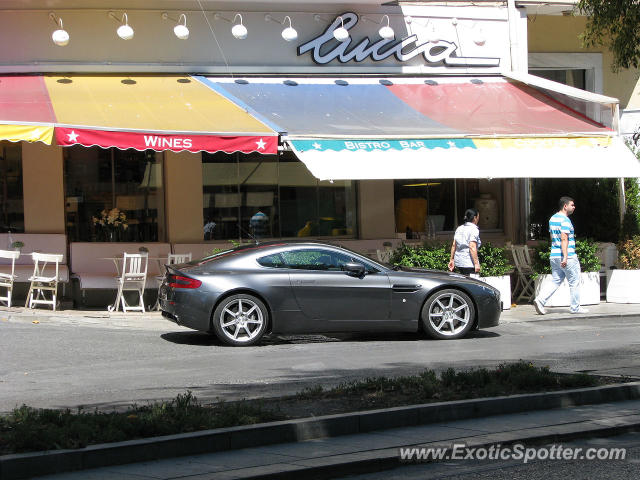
[538,256,582,312]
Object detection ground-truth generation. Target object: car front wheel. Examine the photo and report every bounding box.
[421,289,475,340]
[212,294,268,346]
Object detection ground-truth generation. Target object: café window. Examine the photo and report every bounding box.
[394,179,504,238]
[202,151,356,241]
[0,142,24,233]
[64,146,165,242]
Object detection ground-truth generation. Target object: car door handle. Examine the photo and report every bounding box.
[294,279,316,285]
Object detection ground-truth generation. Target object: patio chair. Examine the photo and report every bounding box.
[152,252,192,310]
[109,252,148,313]
[0,249,20,307]
[25,252,63,311]
[511,245,535,303]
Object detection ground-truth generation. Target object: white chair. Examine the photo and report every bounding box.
[25,252,63,311]
[0,249,20,308]
[109,252,148,313]
[376,248,392,264]
[511,245,535,303]
[152,253,192,310]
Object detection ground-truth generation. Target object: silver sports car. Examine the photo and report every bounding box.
[159,241,501,346]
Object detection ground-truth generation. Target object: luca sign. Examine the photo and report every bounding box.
[298,12,499,67]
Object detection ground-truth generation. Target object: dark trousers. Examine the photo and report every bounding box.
[456,267,476,275]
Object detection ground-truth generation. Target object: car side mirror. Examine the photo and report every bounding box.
[343,262,365,277]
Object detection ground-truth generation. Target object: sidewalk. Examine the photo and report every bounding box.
[2,301,640,331]
[20,396,640,480]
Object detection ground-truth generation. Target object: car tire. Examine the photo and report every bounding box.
[212,293,268,346]
[421,289,475,340]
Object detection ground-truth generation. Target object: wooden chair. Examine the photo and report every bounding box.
[511,245,535,303]
[25,252,63,311]
[0,249,20,307]
[109,252,148,313]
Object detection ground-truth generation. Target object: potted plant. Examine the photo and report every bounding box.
[606,235,640,303]
[477,243,512,310]
[531,239,601,306]
[10,240,24,252]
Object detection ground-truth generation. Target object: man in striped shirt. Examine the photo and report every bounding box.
[533,196,588,315]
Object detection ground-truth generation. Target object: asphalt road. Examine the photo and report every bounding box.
[1,314,640,412]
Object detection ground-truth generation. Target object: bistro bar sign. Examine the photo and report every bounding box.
[298,12,499,67]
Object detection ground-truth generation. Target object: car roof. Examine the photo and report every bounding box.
[196,241,387,269]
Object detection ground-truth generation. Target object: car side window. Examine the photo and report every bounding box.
[256,253,285,268]
[281,249,352,271]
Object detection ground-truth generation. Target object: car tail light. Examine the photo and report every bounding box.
[168,274,202,289]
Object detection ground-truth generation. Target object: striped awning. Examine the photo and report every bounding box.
[0,75,277,154]
[197,76,640,179]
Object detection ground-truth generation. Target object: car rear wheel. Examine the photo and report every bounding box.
[421,289,475,340]
[212,294,268,346]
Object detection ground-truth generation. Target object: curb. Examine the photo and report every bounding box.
[232,415,640,480]
[2,381,640,480]
[501,310,640,324]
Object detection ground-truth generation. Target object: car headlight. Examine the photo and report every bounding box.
[482,285,500,300]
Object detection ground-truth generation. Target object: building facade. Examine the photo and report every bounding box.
[0,0,638,257]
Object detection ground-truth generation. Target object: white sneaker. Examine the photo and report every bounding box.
[533,298,546,315]
[570,307,589,314]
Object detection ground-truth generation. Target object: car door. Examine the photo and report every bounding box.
[283,247,391,330]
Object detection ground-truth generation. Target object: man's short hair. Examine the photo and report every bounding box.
[559,196,574,210]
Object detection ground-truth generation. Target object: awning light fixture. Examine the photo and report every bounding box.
[360,14,395,40]
[265,14,298,42]
[109,11,134,40]
[426,21,439,43]
[472,23,486,46]
[162,12,189,40]
[333,16,349,42]
[214,13,247,39]
[49,12,69,46]
[405,16,439,43]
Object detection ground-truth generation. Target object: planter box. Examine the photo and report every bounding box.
[479,275,511,310]
[606,269,640,303]
[534,272,600,307]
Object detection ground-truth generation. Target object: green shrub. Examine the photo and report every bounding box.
[618,235,640,269]
[389,243,450,270]
[0,391,283,454]
[477,243,511,277]
[532,239,601,275]
[390,242,512,277]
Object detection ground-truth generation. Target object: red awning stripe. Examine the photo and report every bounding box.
[55,127,277,154]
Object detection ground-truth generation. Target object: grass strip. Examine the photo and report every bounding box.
[0,361,614,455]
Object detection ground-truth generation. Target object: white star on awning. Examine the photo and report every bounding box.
[67,131,79,142]
[256,138,266,150]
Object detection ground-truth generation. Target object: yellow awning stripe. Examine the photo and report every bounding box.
[43,75,274,135]
[473,137,613,149]
[0,124,54,144]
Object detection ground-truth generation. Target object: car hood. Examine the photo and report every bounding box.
[393,266,482,284]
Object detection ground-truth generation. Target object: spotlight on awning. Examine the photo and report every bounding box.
[265,14,298,42]
[49,12,69,46]
[162,12,189,40]
[214,12,247,40]
[109,11,134,40]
